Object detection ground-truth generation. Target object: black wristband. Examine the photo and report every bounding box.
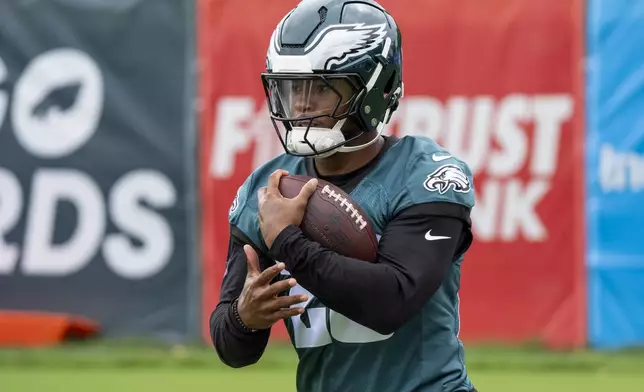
[231,298,259,334]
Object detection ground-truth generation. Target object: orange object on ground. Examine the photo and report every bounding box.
[0,310,100,347]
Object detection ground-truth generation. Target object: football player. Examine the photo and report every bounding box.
[210,1,478,391]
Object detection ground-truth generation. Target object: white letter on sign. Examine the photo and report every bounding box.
[0,168,23,274]
[210,97,254,179]
[103,170,176,280]
[22,169,105,276]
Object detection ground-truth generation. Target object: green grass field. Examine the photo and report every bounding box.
[1,341,643,391]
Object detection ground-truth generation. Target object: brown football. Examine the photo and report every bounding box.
[278,174,379,262]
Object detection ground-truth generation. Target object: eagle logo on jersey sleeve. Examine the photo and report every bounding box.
[423,164,472,195]
[229,188,240,216]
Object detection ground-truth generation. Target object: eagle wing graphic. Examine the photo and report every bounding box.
[304,23,387,70]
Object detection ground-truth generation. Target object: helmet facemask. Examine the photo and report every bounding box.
[261,73,367,158]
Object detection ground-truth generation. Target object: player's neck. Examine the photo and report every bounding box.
[314,135,385,177]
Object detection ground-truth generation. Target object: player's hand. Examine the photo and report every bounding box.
[257,169,318,248]
[236,245,308,330]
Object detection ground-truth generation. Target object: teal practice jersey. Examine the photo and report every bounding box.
[229,135,476,392]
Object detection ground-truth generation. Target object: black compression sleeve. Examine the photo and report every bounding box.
[209,227,270,368]
[267,202,471,335]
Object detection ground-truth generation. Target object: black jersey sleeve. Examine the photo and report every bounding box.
[267,202,472,335]
[209,226,272,368]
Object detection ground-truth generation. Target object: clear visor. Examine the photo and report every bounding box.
[264,75,360,124]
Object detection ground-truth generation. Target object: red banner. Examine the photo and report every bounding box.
[199,0,586,347]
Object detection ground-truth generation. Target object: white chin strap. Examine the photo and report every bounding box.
[286,108,390,158]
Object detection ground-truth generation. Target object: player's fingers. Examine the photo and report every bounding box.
[269,293,309,310]
[257,189,267,223]
[296,178,318,205]
[257,187,268,205]
[263,277,298,297]
[254,261,286,287]
[268,169,289,194]
[271,307,306,321]
[244,245,261,278]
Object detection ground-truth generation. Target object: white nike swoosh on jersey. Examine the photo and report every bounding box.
[425,230,451,241]
[432,153,452,162]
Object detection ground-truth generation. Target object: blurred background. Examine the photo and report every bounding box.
[1,0,643,391]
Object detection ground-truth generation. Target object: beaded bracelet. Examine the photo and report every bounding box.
[232,298,257,333]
